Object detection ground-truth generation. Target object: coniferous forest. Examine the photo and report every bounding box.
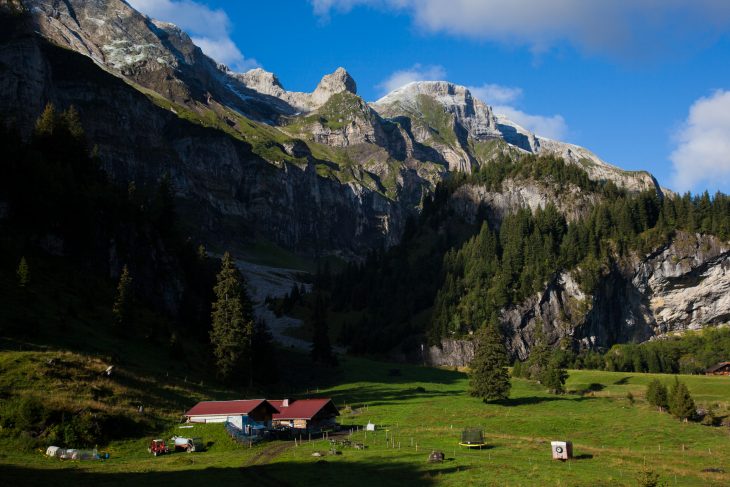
[326,155,730,356]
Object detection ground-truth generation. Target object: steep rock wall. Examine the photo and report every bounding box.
[0,26,404,257]
[425,232,730,366]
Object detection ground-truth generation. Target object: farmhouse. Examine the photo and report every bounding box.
[706,362,730,375]
[184,399,279,432]
[269,398,340,431]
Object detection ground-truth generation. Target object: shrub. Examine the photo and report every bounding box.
[669,378,695,422]
[701,407,718,426]
[646,379,669,412]
[637,468,665,487]
[0,396,50,432]
[62,412,103,448]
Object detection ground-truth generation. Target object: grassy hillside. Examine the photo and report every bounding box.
[2,356,730,486]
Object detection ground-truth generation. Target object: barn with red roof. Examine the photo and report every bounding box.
[184,399,279,431]
[269,398,339,431]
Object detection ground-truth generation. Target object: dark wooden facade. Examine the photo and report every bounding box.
[706,362,730,375]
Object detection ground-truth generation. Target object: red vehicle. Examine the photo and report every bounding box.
[148,436,202,456]
[148,439,169,456]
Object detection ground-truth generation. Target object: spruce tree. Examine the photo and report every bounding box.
[61,105,84,140]
[669,378,695,422]
[525,326,551,381]
[210,252,254,384]
[468,322,511,402]
[112,265,132,328]
[16,256,30,288]
[646,379,669,412]
[34,103,57,137]
[540,354,568,394]
[511,360,523,378]
[310,294,337,366]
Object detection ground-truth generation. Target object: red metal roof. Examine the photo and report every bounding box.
[269,399,339,420]
[184,399,277,417]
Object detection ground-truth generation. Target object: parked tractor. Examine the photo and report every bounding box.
[148,439,168,456]
[148,436,202,456]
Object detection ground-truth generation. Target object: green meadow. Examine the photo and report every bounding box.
[2,355,730,486]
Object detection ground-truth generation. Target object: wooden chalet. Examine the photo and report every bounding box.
[269,398,339,431]
[706,362,730,375]
[184,399,279,429]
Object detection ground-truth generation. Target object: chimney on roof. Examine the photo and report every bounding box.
[282,399,290,407]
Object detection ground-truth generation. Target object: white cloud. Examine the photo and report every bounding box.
[376,64,446,94]
[311,0,730,60]
[670,90,730,193]
[493,105,568,140]
[468,83,522,105]
[126,0,257,71]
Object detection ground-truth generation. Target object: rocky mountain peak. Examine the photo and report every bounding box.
[237,68,285,97]
[311,67,357,106]
[236,66,357,113]
[373,81,501,142]
[373,80,659,192]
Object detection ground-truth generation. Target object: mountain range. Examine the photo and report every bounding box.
[1,0,728,360]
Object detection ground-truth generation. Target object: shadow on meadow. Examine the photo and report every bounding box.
[494,395,597,407]
[329,384,465,407]
[0,459,458,487]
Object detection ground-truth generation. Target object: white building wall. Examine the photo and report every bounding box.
[188,415,230,423]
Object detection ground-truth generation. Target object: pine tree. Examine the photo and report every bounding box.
[210,252,254,384]
[669,378,695,422]
[468,322,511,402]
[646,379,669,412]
[525,326,551,381]
[511,360,524,378]
[61,105,84,140]
[112,265,132,328]
[310,294,337,366]
[540,354,568,394]
[34,103,57,137]
[16,256,30,288]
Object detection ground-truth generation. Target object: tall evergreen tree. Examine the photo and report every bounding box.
[540,354,568,394]
[112,265,132,328]
[210,252,254,384]
[310,294,337,366]
[468,322,511,402]
[34,103,56,137]
[669,378,695,422]
[525,326,551,381]
[16,256,30,288]
[646,379,669,412]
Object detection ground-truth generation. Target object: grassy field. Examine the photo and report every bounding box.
[2,356,730,486]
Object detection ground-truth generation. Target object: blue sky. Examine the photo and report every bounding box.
[127,1,730,195]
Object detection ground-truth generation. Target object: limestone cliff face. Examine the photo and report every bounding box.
[23,0,294,120]
[425,232,730,366]
[449,180,601,225]
[0,20,402,257]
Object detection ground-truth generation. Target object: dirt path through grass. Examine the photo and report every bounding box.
[240,441,296,487]
[245,441,294,467]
